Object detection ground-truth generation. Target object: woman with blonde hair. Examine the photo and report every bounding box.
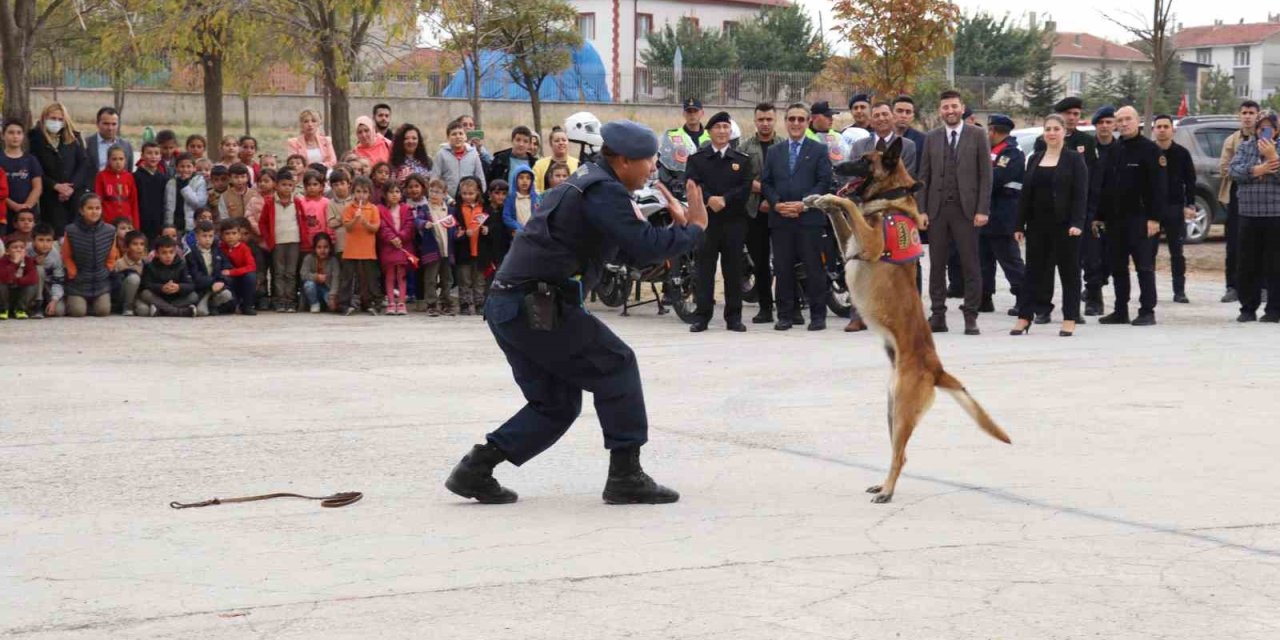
[286,109,337,168]
[29,102,91,236]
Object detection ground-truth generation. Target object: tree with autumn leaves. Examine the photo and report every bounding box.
[830,0,960,99]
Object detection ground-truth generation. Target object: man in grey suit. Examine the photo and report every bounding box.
[84,107,134,179]
[918,89,992,335]
[851,101,917,177]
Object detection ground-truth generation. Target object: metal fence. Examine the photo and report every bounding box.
[630,67,822,106]
[953,76,1024,111]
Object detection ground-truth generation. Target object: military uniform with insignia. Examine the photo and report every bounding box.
[980,114,1027,314]
[687,111,754,331]
[445,120,706,506]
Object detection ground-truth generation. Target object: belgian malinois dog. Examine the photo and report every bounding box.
[803,138,1010,504]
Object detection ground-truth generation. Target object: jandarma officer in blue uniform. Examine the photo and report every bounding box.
[445,120,709,505]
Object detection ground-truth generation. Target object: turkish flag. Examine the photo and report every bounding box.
[1177,94,1189,118]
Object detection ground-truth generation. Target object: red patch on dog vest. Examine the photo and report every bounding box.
[880,212,924,264]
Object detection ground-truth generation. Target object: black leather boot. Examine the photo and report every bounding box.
[602,447,679,505]
[445,443,518,504]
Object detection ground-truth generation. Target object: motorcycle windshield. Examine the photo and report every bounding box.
[820,131,852,165]
[659,130,692,174]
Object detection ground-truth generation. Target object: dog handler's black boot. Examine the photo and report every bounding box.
[603,447,680,505]
[446,443,518,504]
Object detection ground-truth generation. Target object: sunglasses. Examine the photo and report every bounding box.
[786,116,808,123]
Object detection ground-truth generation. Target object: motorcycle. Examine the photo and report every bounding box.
[591,136,698,322]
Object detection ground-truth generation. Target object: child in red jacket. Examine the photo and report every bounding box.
[218,218,258,315]
[0,236,39,319]
[95,147,139,229]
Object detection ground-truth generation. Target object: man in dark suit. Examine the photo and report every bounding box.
[84,107,134,180]
[918,90,993,335]
[762,102,834,331]
[687,111,753,332]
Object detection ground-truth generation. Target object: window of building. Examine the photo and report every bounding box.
[680,16,699,30]
[636,13,653,39]
[1234,46,1251,67]
[1235,68,1251,97]
[722,20,739,36]
[1195,48,1212,64]
[577,13,596,40]
[1068,71,1086,94]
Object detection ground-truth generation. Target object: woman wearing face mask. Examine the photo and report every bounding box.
[531,127,579,191]
[29,103,91,237]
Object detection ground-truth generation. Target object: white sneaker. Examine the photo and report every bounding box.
[123,308,135,317]
[149,305,158,317]
[310,302,321,313]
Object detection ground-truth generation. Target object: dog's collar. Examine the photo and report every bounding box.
[860,182,922,205]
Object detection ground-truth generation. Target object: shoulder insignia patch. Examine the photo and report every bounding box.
[997,156,1010,168]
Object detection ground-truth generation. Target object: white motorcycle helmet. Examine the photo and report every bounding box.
[565,111,603,150]
[729,120,742,147]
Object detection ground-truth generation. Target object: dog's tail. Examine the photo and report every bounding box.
[936,371,1011,444]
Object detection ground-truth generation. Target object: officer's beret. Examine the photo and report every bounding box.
[848,93,871,109]
[988,114,1015,129]
[601,120,659,159]
[1091,105,1116,124]
[682,97,703,111]
[962,107,974,120]
[707,111,732,129]
[1054,97,1084,113]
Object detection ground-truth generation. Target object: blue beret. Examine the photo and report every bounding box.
[1091,105,1116,124]
[988,114,1015,129]
[848,93,870,109]
[601,120,659,159]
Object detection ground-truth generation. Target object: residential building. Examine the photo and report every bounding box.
[568,0,788,102]
[1049,30,1151,98]
[1173,20,1280,100]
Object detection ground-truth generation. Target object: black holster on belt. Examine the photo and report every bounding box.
[523,282,561,331]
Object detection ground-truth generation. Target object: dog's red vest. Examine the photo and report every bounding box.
[880,212,924,264]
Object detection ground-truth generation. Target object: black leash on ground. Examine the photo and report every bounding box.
[170,491,363,509]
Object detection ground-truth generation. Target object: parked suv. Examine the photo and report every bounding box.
[1172,115,1237,243]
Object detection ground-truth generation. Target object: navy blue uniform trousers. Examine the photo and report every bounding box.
[484,291,647,466]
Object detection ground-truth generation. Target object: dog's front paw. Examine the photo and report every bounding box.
[865,485,882,494]
[802,194,826,210]
[870,492,893,504]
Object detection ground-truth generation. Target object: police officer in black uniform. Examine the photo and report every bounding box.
[981,114,1027,315]
[1084,105,1118,316]
[1152,113,1196,303]
[688,111,753,332]
[1095,105,1167,326]
[445,121,708,505]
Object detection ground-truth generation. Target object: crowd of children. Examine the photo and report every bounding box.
[0,109,584,320]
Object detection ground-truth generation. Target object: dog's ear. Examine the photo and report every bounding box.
[881,137,904,171]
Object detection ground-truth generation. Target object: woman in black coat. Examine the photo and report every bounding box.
[1011,114,1089,337]
[28,102,91,237]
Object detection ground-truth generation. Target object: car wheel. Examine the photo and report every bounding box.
[1185,195,1213,244]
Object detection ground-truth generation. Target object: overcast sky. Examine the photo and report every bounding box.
[796,0,1277,48]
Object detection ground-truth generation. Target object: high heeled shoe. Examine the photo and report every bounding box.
[1009,321,1032,336]
[1059,321,1076,337]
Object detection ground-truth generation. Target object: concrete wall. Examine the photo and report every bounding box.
[31,88,758,149]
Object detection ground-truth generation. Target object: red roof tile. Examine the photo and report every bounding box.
[1173,23,1280,48]
[1050,32,1147,62]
